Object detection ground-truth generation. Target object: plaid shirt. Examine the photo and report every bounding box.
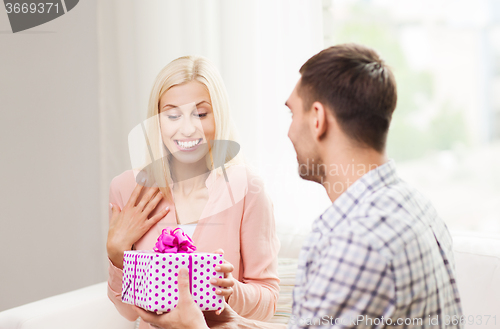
[289,160,463,328]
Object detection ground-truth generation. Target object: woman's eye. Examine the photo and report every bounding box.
[160,111,180,120]
[194,113,208,118]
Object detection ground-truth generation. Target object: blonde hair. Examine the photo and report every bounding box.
[141,55,242,203]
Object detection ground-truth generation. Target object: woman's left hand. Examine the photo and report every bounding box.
[211,249,235,314]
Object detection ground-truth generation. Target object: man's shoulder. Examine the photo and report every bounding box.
[328,179,440,259]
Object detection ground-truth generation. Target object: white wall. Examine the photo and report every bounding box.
[0,0,328,312]
[0,0,104,311]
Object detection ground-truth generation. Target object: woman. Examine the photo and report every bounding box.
[106,55,280,328]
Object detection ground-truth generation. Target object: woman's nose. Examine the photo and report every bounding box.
[179,116,197,136]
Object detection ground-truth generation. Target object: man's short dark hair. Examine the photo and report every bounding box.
[299,43,397,152]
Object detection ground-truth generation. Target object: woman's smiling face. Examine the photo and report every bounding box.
[158,80,216,164]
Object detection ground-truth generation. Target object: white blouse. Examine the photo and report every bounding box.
[177,223,197,240]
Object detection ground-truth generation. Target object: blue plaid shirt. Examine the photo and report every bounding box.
[289,160,463,328]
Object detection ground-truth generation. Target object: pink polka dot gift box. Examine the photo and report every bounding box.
[121,227,224,313]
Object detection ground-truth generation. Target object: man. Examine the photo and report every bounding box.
[135,44,463,328]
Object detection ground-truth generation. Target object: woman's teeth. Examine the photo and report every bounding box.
[176,139,201,149]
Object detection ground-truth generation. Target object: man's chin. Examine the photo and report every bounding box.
[298,172,323,184]
[296,155,325,184]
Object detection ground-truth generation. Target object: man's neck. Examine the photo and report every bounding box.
[321,148,388,203]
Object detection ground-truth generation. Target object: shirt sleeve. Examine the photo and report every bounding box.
[288,231,396,329]
[107,176,139,322]
[228,173,281,321]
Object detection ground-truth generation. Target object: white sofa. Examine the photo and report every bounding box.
[1,231,499,329]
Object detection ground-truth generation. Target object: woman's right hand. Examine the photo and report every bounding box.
[106,183,170,269]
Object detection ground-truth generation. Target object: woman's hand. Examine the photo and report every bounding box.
[107,183,170,269]
[211,249,236,314]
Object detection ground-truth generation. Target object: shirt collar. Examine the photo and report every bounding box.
[313,159,399,233]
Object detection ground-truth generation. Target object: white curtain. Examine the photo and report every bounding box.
[97,0,329,259]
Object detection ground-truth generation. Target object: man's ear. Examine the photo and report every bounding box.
[310,101,328,140]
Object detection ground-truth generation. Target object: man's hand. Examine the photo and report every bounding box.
[204,303,285,329]
[135,269,283,329]
[135,268,208,329]
[203,303,240,329]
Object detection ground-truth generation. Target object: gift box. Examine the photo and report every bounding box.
[121,228,225,313]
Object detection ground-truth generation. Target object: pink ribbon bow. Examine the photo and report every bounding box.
[154,227,197,253]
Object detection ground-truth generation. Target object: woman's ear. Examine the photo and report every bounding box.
[310,101,328,141]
